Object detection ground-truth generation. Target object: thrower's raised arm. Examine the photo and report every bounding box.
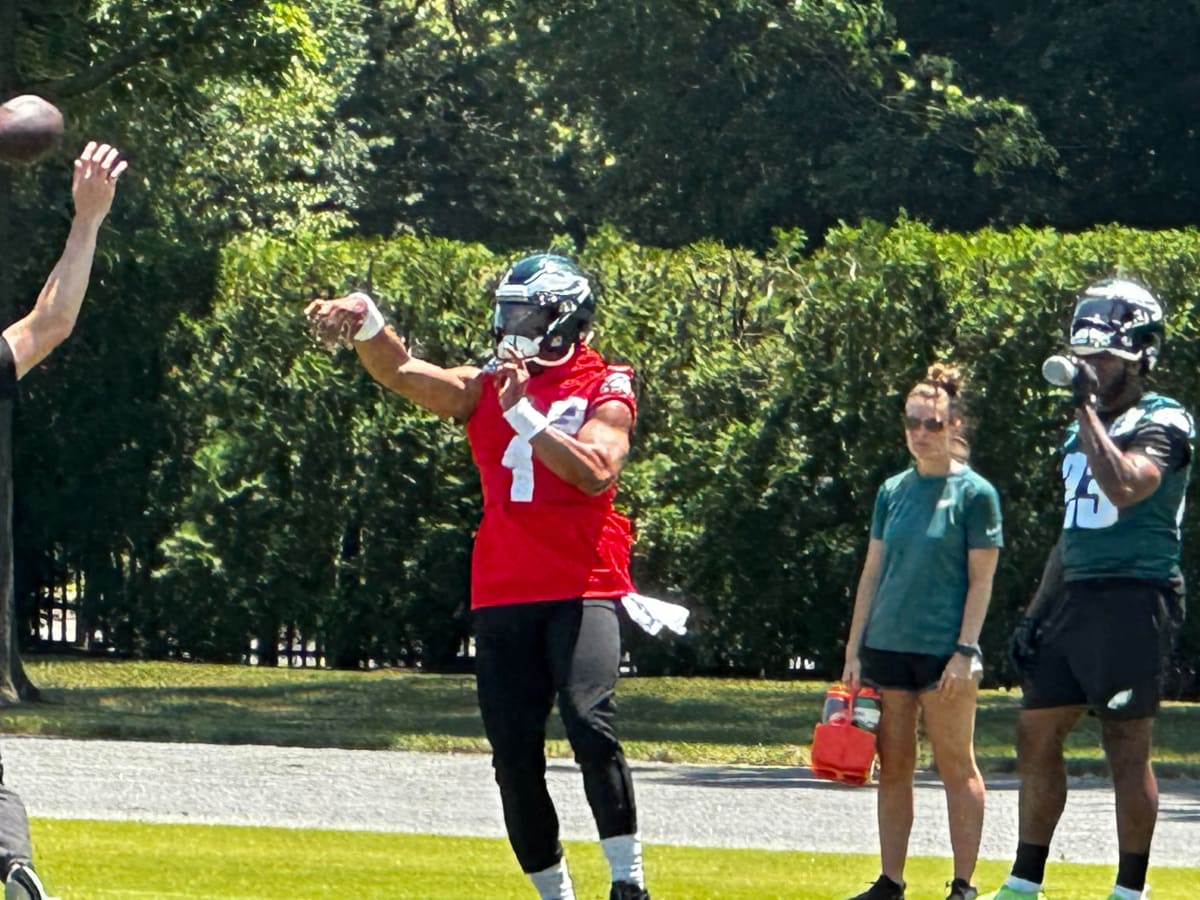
[304,292,482,421]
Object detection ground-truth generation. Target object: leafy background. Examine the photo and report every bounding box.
[4,1,1200,689]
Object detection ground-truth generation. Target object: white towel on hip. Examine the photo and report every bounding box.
[620,593,690,637]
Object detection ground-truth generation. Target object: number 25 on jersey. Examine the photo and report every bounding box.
[1062,451,1118,530]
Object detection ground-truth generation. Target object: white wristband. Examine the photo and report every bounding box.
[348,292,385,342]
[503,397,550,441]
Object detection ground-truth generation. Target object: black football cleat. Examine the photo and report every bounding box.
[847,874,906,900]
[609,881,650,900]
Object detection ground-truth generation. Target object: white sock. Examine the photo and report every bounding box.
[601,833,645,887]
[1110,886,1146,900]
[528,859,575,900]
[1003,875,1043,893]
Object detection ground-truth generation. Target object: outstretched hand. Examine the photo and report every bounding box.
[72,141,126,226]
[304,293,374,351]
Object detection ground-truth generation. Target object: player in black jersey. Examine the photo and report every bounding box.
[984,279,1191,900]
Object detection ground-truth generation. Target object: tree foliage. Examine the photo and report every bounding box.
[6,1,1200,695]
[1,0,373,696]
[888,0,1200,230]
[345,0,1053,248]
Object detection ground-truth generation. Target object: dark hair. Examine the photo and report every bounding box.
[909,362,962,401]
[907,363,970,461]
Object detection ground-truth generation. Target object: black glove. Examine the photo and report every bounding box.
[1009,615,1042,679]
[1070,357,1098,408]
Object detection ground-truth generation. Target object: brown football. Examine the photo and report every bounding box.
[0,95,65,164]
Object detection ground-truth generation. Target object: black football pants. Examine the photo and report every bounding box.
[473,598,637,873]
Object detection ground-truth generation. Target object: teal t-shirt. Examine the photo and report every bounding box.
[863,465,1003,657]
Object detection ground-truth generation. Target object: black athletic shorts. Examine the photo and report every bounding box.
[1022,576,1180,720]
[860,646,951,692]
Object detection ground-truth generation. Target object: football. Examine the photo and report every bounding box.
[0,94,65,164]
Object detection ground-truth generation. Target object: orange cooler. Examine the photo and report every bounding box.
[811,685,879,786]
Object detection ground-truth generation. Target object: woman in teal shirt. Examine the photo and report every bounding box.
[841,363,1003,900]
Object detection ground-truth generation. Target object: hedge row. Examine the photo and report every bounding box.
[25,220,1200,687]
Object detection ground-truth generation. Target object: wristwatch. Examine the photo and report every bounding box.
[954,643,983,659]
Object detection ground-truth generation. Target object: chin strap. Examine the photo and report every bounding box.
[532,342,577,368]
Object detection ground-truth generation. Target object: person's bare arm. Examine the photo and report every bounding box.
[1075,405,1161,508]
[3,142,126,379]
[1025,539,1064,618]
[1009,538,1063,677]
[957,546,999,647]
[355,327,482,420]
[305,293,482,420]
[528,401,632,495]
[842,538,885,691]
[938,545,999,694]
[493,355,631,495]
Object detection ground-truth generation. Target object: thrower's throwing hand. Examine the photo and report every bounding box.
[304,293,380,351]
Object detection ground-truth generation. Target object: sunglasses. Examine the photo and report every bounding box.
[903,415,946,433]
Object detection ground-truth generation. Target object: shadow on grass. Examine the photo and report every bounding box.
[0,674,486,750]
[3,665,831,758]
[6,659,1200,778]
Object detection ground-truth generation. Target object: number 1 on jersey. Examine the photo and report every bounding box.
[501,397,588,502]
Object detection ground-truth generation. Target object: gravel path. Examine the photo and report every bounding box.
[3,736,1199,867]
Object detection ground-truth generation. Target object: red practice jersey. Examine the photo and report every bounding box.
[465,347,637,608]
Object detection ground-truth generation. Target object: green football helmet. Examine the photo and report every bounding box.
[1070,278,1164,372]
[492,254,595,364]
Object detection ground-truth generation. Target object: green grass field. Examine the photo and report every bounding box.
[29,821,1200,899]
[6,658,1200,898]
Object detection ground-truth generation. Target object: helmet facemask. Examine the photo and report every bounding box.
[493,298,560,362]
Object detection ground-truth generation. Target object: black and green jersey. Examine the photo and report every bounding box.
[1059,392,1193,582]
[864,465,1003,657]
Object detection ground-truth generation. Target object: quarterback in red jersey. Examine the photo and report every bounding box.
[306,254,650,900]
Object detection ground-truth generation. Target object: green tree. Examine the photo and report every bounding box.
[346,1,1054,249]
[149,233,495,668]
[888,0,1200,230]
[1,0,373,699]
[343,0,586,246]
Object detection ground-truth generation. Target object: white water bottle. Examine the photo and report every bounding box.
[1042,354,1077,387]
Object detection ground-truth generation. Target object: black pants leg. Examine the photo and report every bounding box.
[476,603,561,873]
[551,599,637,840]
[474,599,637,873]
